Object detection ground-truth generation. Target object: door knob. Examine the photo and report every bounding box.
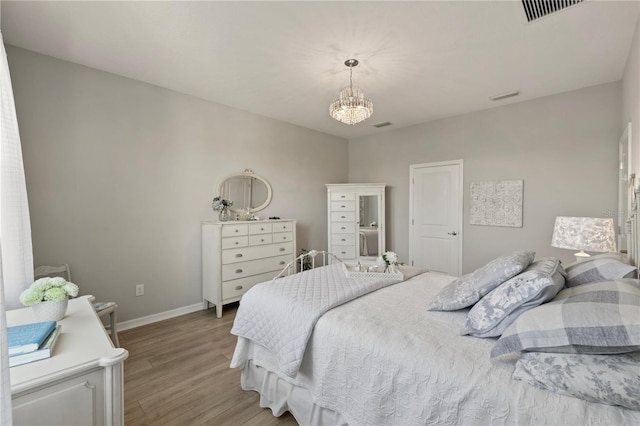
[448,231,458,236]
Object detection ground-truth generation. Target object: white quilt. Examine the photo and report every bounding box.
[231,272,640,425]
[230,263,401,378]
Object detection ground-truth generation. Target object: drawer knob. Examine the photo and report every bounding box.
[235,242,239,245]
[341,205,346,208]
[341,251,346,254]
[260,227,264,231]
[341,238,346,242]
[235,285,243,291]
[279,247,285,252]
[279,261,285,265]
[341,216,346,219]
[283,236,287,240]
[261,238,265,242]
[235,229,239,233]
[341,227,346,230]
[235,269,243,273]
[340,195,345,198]
[235,253,243,258]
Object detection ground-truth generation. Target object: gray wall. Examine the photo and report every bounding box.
[348,82,622,273]
[8,46,347,322]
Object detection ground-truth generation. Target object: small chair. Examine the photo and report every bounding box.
[34,264,120,347]
[92,301,120,347]
[34,264,72,281]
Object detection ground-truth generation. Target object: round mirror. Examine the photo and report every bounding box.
[218,169,272,214]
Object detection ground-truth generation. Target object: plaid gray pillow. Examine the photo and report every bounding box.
[491,279,640,357]
[565,256,636,287]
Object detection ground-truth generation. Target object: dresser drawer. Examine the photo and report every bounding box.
[221,271,276,300]
[221,224,249,237]
[331,201,356,212]
[331,222,356,233]
[249,223,273,234]
[273,222,294,232]
[249,234,273,246]
[222,236,248,249]
[222,254,292,281]
[273,231,293,243]
[333,245,356,259]
[332,233,356,245]
[222,241,294,264]
[331,211,356,222]
[331,192,356,201]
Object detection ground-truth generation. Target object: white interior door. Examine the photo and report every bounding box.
[410,161,463,276]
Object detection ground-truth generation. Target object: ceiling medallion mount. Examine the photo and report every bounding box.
[329,58,373,125]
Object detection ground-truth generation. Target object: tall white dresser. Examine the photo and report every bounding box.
[202,219,296,317]
[327,184,385,263]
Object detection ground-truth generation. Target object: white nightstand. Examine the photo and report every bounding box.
[8,295,128,425]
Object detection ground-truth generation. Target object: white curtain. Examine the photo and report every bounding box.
[0,31,35,424]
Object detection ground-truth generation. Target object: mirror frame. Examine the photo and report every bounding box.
[218,169,273,214]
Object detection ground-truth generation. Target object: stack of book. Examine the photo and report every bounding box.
[7,320,62,367]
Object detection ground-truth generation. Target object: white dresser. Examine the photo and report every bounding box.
[327,184,385,263]
[202,219,296,317]
[9,296,128,426]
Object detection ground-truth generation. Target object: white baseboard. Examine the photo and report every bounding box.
[117,302,205,332]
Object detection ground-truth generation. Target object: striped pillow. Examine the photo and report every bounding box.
[491,279,640,357]
[565,256,636,287]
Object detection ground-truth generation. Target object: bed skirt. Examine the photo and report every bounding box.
[240,360,348,426]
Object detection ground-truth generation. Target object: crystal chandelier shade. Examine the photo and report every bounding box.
[329,59,373,125]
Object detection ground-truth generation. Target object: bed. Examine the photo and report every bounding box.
[230,251,640,425]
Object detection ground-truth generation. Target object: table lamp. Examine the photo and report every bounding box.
[551,216,617,262]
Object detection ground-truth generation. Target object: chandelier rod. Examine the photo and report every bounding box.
[349,65,353,92]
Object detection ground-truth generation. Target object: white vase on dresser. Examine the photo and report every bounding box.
[202,219,296,317]
[327,184,385,263]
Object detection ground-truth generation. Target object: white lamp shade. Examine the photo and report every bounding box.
[551,216,617,253]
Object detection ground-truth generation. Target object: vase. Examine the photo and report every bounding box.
[218,208,232,222]
[32,299,68,322]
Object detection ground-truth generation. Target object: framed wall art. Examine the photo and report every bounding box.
[470,180,523,227]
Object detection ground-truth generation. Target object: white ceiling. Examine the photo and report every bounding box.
[2,1,639,140]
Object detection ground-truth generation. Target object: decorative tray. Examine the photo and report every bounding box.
[342,263,403,281]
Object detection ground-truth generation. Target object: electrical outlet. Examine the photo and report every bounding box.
[135,284,144,296]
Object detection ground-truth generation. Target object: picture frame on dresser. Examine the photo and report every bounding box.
[202,219,296,317]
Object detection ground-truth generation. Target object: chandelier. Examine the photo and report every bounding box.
[329,59,373,125]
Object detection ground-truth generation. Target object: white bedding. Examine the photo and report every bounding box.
[231,271,640,425]
[230,262,402,377]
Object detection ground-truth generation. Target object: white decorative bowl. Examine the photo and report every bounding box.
[32,299,68,322]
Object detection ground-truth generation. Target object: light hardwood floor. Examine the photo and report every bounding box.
[120,303,298,425]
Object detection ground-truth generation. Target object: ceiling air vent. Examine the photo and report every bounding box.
[521,0,584,22]
[373,122,392,128]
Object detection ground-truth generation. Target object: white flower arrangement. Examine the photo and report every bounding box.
[211,196,233,212]
[377,251,399,267]
[19,277,79,306]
